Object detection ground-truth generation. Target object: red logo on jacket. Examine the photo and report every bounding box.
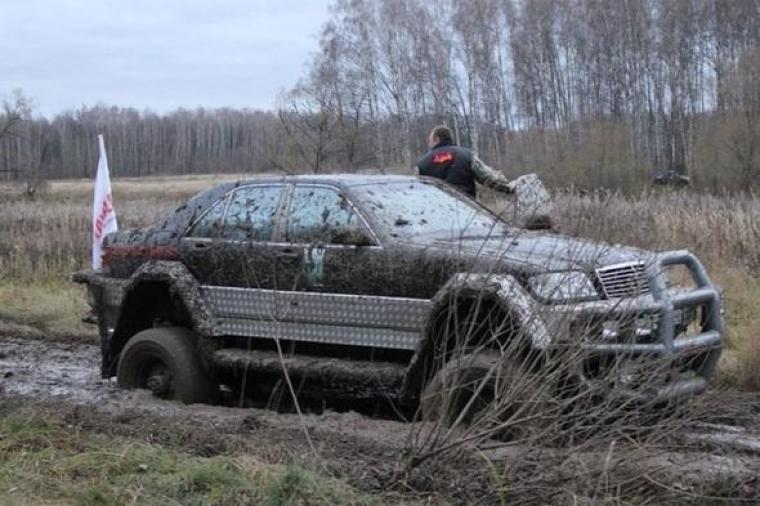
[432,151,454,164]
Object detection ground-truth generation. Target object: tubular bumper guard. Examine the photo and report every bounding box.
[569,250,724,402]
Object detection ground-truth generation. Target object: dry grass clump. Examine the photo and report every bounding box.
[712,269,760,390]
[0,173,248,203]
[0,280,96,341]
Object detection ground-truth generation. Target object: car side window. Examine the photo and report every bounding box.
[220,185,283,241]
[187,197,227,238]
[286,186,367,244]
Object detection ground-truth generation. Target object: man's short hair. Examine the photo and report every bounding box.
[430,125,454,145]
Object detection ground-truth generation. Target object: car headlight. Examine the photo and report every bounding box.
[529,271,598,302]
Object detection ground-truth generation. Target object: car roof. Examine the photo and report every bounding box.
[224,173,421,189]
[186,174,432,213]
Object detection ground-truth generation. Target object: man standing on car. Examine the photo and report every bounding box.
[415,125,515,198]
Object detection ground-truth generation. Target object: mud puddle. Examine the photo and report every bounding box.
[0,337,414,451]
[0,338,110,400]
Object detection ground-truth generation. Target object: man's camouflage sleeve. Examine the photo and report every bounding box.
[471,156,514,193]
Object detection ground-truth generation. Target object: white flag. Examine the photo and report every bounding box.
[92,134,118,269]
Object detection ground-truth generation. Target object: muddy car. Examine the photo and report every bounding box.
[73,175,723,422]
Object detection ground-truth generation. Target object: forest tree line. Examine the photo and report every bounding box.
[2,0,760,191]
[0,100,286,183]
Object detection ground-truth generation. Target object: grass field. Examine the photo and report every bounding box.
[0,412,377,505]
[1,176,758,388]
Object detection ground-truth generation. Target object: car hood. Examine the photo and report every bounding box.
[421,230,654,273]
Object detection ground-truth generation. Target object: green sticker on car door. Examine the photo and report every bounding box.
[304,246,325,286]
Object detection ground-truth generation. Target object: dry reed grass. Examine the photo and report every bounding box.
[0,173,249,202]
[483,188,760,273]
[552,190,760,274]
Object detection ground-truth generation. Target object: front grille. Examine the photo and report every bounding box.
[596,261,650,298]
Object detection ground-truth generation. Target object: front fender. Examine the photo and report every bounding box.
[401,272,550,400]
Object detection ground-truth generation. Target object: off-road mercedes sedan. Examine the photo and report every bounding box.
[74,175,723,424]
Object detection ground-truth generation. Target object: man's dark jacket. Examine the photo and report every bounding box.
[416,141,476,197]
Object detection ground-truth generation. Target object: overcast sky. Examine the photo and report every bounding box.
[0,0,330,117]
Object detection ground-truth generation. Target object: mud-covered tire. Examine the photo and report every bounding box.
[421,351,550,439]
[421,352,502,426]
[117,327,218,404]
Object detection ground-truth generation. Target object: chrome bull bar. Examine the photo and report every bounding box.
[647,250,723,371]
[573,250,723,401]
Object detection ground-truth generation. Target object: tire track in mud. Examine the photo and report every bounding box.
[3,336,760,454]
[0,337,411,447]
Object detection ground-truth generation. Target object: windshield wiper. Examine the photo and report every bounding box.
[434,232,508,242]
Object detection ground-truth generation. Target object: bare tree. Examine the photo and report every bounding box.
[721,47,760,186]
[4,1,760,191]
[0,89,41,195]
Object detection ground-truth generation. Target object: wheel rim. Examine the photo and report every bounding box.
[138,358,174,398]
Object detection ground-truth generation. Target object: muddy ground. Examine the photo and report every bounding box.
[2,337,760,504]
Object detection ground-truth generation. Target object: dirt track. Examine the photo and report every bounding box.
[0,337,414,458]
[2,337,760,504]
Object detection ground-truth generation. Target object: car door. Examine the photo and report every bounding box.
[179,194,229,284]
[283,184,384,294]
[275,184,431,351]
[180,184,286,289]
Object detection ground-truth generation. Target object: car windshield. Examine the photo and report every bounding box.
[352,181,509,241]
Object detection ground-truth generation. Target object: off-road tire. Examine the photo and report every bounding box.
[421,351,551,439]
[117,327,218,404]
[421,352,499,425]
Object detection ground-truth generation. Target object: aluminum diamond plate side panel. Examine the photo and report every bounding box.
[202,286,432,331]
[216,318,421,350]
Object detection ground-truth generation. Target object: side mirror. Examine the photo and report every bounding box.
[329,228,374,246]
[523,214,554,230]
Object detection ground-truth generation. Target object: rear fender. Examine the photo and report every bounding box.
[105,260,215,376]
